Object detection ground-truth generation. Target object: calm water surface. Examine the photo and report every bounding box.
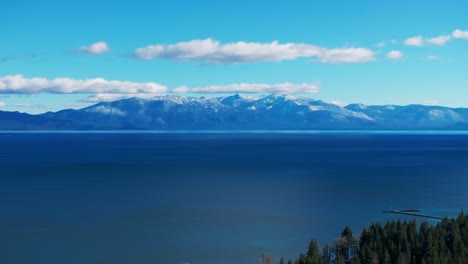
[1,132,467,264]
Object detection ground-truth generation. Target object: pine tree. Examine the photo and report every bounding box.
[287,210,468,264]
[334,254,345,264]
[306,240,322,264]
[341,226,353,243]
[381,249,391,264]
[349,256,360,264]
[295,253,307,264]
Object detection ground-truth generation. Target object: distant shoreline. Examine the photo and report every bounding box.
[2,130,468,134]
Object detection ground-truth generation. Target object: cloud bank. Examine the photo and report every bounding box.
[79,41,110,55]
[83,93,161,102]
[173,82,319,94]
[84,83,319,102]
[0,75,320,103]
[134,38,375,64]
[0,75,168,94]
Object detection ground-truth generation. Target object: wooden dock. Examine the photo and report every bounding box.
[382,209,445,220]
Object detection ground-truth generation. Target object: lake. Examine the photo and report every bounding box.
[1,132,467,264]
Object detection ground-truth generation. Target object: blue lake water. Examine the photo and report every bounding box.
[1,132,467,264]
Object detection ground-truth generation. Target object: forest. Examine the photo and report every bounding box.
[259,211,468,264]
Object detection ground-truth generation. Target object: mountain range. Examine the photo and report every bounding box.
[1,94,468,130]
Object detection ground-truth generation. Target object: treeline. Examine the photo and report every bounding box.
[273,211,468,264]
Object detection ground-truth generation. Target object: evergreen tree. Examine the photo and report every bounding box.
[381,249,391,264]
[349,256,360,264]
[288,210,468,264]
[341,226,353,243]
[306,240,322,264]
[279,257,285,264]
[295,253,306,264]
[334,255,345,264]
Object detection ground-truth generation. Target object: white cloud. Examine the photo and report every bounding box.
[427,55,440,60]
[79,41,110,55]
[404,34,452,46]
[427,35,451,45]
[404,36,424,46]
[83,93,161,102]
[84,83,320,102]
[315,48,375,64]
[172,82,319,94]
[0,102,4,107]
[134,38,375,64]
[386,50,403,60]
[452,29,468,39]
[0,75,168,94]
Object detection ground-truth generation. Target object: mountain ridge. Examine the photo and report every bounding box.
[2,94,468,130]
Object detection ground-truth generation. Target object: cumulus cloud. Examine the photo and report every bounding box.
[404,34,454,46]
[386,50,403,60]
[404,36,424,46]
[172,82,319,94]
[0,75,168,94]
[315,48,375,64]
[79,41,110,55]
[453,29,468,39]
[134,38,375,64]
[427,35,451,45]
[0,102,4,107]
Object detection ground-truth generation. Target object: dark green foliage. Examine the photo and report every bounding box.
[334,254,345,264]
[349,256,361,264]
[285,211,467,264]
[341,226,354,243]
[358,212,468,264]
[306,240,322,264]
[295,253,307,264]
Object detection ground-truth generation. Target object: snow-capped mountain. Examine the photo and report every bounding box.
[2,94,468,130]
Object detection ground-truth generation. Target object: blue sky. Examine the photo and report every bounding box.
[1,0,468,113]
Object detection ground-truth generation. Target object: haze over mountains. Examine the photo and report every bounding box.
[1,94,468,130]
